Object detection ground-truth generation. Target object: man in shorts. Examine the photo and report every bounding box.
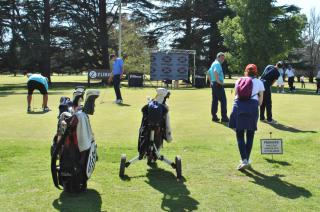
[27,73,50,112]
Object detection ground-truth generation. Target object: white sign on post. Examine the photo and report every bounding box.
[260,139,283,154]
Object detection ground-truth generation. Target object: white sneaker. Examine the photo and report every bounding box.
[237,159,249,170]
[43,107,51,112]
[267,119,277,124]
[114,99,123,104]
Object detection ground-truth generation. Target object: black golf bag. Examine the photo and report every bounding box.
[138,100,168,161]
[51,88,99,193]
[119,88,182,179]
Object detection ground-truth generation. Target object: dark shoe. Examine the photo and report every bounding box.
[27,106,31,113]
[221,117,229,123]
[212,116,220,122]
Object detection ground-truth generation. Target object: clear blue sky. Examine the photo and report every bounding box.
[276,0,319,17]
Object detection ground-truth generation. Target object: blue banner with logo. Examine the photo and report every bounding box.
[150,53,189,80]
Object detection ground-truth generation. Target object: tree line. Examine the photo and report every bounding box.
[1,0,318,82]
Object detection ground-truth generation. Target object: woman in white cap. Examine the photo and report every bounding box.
[276,66,285,93]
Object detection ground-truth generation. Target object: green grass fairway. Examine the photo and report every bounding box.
[0,75,319,211]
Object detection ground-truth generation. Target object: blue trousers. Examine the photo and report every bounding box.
[211,82,228,119]
[113,74,122,100]
[260,86,272,121]
[236,130,255,161]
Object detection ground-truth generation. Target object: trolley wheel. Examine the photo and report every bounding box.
[175,156,182,179]
[119,154,126,177]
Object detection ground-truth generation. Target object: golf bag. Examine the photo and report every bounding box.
[51,88,99,193]
[119,88,182,179]
[138,100,168,160]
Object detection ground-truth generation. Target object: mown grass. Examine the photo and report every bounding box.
[0,75,319,211]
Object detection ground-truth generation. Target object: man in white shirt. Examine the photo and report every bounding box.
[285,65,295,92]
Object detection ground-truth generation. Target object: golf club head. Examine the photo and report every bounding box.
[83,90,100,115]
[73,86,86,107]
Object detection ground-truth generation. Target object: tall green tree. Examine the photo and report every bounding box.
[218,0,306,73]
[127,0,232,69]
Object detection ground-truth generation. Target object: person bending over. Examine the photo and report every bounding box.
[27,73,50,112]
[259,62,281,124]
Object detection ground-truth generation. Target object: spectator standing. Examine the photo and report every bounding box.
[109,54,125,104]
[276,66,285,93]
[286,65,296,92]
[316,69,320,94]
[207,52,229,123]
[300,75,305,88]
[229,64,265,170]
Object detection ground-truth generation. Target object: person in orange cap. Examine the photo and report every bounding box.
[229,64,265,170]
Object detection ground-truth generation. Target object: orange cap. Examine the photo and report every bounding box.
[245,64,258,76]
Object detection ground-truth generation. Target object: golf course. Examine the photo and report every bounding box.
[0,75,319,211]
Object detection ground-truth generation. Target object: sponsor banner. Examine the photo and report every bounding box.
[150,53,189,80]
[128,73,143,87]
[88,69,111,79]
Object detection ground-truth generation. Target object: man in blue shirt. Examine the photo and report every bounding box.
[109,54,125,104]
[207,52,229,123]
[26,73,50,112]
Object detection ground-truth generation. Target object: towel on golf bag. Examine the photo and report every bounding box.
[75,111,94,152]
[164,107,172,142]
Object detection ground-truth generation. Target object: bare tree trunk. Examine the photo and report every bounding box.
[43,0,51,82]
[307,8,320,82]
[98,0,109,70]
[9,0,17,75]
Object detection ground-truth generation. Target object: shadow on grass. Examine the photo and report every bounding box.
[241,168,312,199]
[145,168,199,211]
[265,122,317,133]
[52,189,102,212]
[27,110,49,115]
[271,87,319,96]
[0,90,66,97]
[120,174,146,181]
[117,103,131,107]
[212,120,229,127]
[265,158,291,166]
[0,82,105,92]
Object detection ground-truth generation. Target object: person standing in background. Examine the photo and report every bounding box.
[276,66,285,93]
[300,75,305,88]
[229,64,265,170]
[286,65,296,92]
[316,68,320,94]
[109,54,126,104]
[207,52,229,123]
